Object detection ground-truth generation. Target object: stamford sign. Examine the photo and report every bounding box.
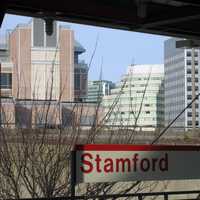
[74,144,200,183]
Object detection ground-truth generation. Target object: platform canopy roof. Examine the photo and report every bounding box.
[1,0,200,39]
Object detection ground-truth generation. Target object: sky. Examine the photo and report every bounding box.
[0,14,169,83]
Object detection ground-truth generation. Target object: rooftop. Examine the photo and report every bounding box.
[127,64,164,75]
[74,40,85,54]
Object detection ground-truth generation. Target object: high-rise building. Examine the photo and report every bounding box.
[74,41,88,102]
[164,38,200,130]
[0,18,88,101]
[87,80,115,103]
[103,64,164,130]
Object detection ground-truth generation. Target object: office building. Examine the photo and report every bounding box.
[0,18,88,101]
[164,38,200,130]
[103,64,164,130]
[87,80,115,103]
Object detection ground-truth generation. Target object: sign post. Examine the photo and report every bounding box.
[71,150,76,199]
[74,144,200,183]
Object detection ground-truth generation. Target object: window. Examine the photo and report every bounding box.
[187,112,192,117]
[15,104,32,128]
[0,73,12,89]
[187,121,192,126]
[81,74,87,90]
[187,51,191,57]
[187,86,192,91]
[62,107,74,127]
[81,115,95,126]
[187,78,198,83]
[195,69,198,74]
[145,111,150,114]
[0,111,6,127]
[145,104,150,107]
[187,69,191,74]
[74,53,78,64]
[187,60,191,65]
[187,121,199,126]
[195,61,199,65]
[187,95,192,100]
[187,51,198,57]
[74,74,80,90]
[196,86,198,91]
[81,69,87,73]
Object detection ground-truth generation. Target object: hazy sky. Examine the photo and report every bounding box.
[0,14,169,82]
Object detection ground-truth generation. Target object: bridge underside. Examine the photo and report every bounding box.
[1,0,200,39]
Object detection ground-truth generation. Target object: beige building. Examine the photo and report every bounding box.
[0,18,93,128]
[0,18,88,102]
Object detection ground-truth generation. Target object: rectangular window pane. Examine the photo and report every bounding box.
[0,73,12,89]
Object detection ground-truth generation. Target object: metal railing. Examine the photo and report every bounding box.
[12,190,200,200]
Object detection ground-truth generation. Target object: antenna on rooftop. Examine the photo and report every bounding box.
[131,57,135,66]
[98,57,104,82]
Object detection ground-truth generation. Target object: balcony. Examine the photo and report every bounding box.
[75,61,88,69]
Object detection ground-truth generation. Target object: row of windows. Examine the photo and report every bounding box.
[186,60,198,66]
[116,111,159,115]
[74,68,88,73]
[74,73,87,90]
[186,51,198,57]
[187,121,199,126]
[187,77,198,82]
[187,112,199,117]
[187,86,198,91]
[187,95,199,101]
[123,77,163,81]
[187,69,198,74]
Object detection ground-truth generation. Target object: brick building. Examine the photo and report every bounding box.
[0,18,88,102]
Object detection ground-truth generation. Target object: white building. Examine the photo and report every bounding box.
[164,38,200,130]
[103,64,164,131]
[87,80,115,103]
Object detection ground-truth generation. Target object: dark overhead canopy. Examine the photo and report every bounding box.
[1,0,200,39]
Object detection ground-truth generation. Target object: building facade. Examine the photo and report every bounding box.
[74,41,88,102]
[103,64,164,130]
[0,18,88,102]
[87,80,115,103]
[164,38,200,130]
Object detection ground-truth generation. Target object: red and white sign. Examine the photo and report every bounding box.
[75,144,200,183]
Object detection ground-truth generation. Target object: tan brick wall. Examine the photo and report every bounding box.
[10,27,31,99]
[59,28,74,101]
[10,28,18,98]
